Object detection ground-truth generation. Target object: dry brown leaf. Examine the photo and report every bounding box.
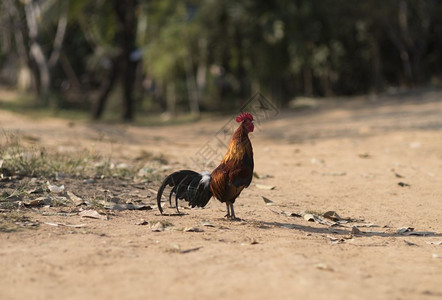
[105,203,152,211]
[323,211,342,221]
[281,211,302,217]
[23,198,46,207]
[148,188,158,195]
[315,263,334,272]
[255,184,275,190]
[358,153,371,158]
[79,210,107,220]
[403,240,418,246]
[351,226,361,234]
[303,214,315,222]
[151,222,165,232]
[67,191,85,206]
[183,227,204,232]
[43,222,86,228]
[426,241,442,245]
[200,220,215,227]
[262,196,275,205]
[397,227,414,234]
[397,227,433,236]
[47,182,65,193]
[136,219,149,226]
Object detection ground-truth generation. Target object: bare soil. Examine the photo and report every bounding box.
[1,90,442,300]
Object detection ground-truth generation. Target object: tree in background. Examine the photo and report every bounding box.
[91,0,139,121]
[1,0,442,120]
[2,0,68,104]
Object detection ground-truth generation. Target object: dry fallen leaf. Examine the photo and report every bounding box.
[303,214,315,222]
[79,210,107,220]
[253,172,273,179]
[47,182,65,194]
[322,172,346,176]
[43,222,86,228]
[183,227,204,232]
[403,240,418,246]
[200,220,215,227]
[426,241,442,245]
[315,263,334,272]
[67,191,85,206]
[397,227,433,236]
[26,187,44,194]
[391,169,404,178]
[151,222,165,232]
[327,235,345,244]
[397,227,414,234]
[255,184,275,190]
[281,211,302,218]
[23,198,47,207]
[357,223,379,228]
[323,211,342,221]
[351,226,361,234]
[105,203,152,211]
[136,219,149,226]
[148,188,158,195]
[262,196,275,205]
[166,244,202,254]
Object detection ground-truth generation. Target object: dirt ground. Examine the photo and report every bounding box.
[1,90,442,300]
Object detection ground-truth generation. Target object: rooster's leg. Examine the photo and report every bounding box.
[230,203,235,219]
[229,203,238,220]
[224,202,239,220]
[224,202,231,218]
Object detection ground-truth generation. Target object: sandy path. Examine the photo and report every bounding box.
[1,90,442,300]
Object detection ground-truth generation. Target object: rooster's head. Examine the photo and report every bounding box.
[236,112,254,133]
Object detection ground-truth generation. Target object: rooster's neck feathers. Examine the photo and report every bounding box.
[221,123,253,164]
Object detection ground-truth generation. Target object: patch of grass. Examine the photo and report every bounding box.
[0,184,29,202]
[0,133,95,178]
[0,132,150,180]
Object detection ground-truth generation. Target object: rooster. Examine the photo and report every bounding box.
[157,112,254,219]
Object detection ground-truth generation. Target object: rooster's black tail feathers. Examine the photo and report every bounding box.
[157,170,212,214]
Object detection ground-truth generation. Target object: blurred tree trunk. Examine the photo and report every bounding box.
[24,0,50,101]
[4,0,31,91]
[92,0,139,121]
[48,1,68,69]
[115,0,138,122]
[22,0,68,104]
[92,58,119,120]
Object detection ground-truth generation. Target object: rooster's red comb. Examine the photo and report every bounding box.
[236,112,253,123]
